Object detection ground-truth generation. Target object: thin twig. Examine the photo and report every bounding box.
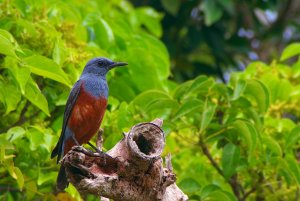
[199,136,223,177]
[199,135,243,201]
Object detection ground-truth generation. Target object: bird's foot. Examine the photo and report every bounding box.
[72,145,96,157]
[87,142,103,154]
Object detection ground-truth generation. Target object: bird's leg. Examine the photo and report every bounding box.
[87,128,104,154]
[96,128,104,151]
[71,134,80,146]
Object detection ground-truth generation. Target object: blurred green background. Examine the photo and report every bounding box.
[1,0,300,200]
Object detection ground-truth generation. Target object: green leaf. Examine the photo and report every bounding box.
[232,79,246,100]
[24,77,50,116]
[8,167,24,190]
[173,80,193,100]
[188,76,215,96]
[6,127,26,142]
[178,178,201,194]
[231,120,258,156]
[244,80,270,113]
[126,34,170,91]
[38,170,57,185]
[262,136,282,156]
[84,14,115,48]
[285,125,300,150]
[8,60,31,94]
[173,98,203,120]
[132,90,172,109]
[201,184,221,198]
[200,100,216,132]
[95,18,115,47]
[52,38,68,66]
[23,55,71,87]
[201,0,223,26]
[285,155,300,185]
[0,29,18,58]
[14,167,24,190]
[222,143,240,179]
[0,136,13,150]
[135,7,163,37]
[26,127,44,151]
[0,81,21,114]
[263,76,292,102]
[280,43,300,61]
[145,98,179,117]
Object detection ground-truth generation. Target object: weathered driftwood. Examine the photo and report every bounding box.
[62,119,188,201]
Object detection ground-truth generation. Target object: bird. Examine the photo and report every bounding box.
[51,57,127,191]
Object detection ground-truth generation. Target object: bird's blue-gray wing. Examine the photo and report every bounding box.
[51,80,82,163]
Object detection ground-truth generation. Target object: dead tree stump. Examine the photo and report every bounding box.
[62,119,188,201]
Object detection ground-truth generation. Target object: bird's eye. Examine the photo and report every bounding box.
[98,61,104,66]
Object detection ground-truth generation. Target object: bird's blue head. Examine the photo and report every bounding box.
[82,57,127,77]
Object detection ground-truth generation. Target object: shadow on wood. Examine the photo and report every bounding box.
[62,119,188,201]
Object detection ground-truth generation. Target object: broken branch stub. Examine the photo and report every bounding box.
[62,119,188,201]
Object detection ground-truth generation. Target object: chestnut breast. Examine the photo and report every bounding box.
[68,84,107,144]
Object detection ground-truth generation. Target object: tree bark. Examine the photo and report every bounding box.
[62,119,188,201]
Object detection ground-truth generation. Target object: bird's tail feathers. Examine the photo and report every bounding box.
[51,132,64,163]
[56,165,69,191]
[51,142,59,159]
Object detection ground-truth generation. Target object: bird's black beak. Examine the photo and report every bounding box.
[108,61,128,69]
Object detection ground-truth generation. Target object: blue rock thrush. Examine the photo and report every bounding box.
[51,57,127,190]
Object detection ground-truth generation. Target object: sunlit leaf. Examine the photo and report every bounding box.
[232,79,246,100]
[6,127,26,142]
[135,7,163,37]
[0,81,21,114]
[26,127,44,151]
[244,80,269,113]
[0,29,18,58]
[52,38,68,66]
[24,77,50,116]
[8,63,31,94]
[95,18,115,47]
[231,120,258,156]
[280,43,300,61]
[24,55,71,87]
[200,100,216,132]
[9,167,24,190]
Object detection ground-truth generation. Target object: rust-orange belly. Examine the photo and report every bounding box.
[64,89,107,154]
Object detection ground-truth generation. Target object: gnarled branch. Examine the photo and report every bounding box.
[62,119,188,201]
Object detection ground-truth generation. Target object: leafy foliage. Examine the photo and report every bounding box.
[0,0,300,201]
